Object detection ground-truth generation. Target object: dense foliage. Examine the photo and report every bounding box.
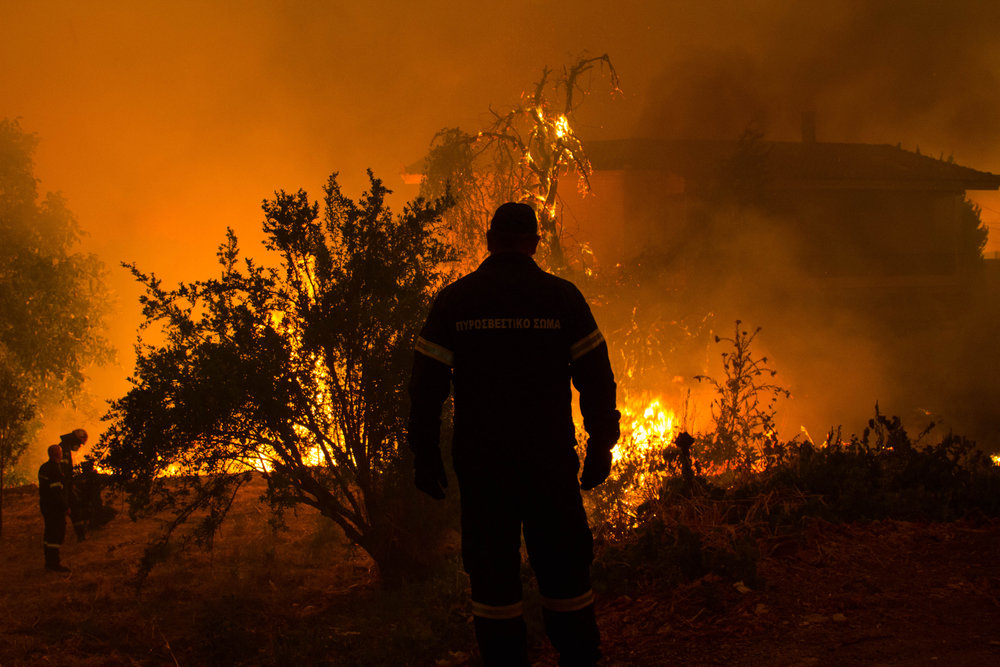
[0,118,112,536]
[98,172,456,585]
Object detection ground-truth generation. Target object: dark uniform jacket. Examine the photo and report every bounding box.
[408,252,619,477]
[60,447,76,499]
[38,460,68,515]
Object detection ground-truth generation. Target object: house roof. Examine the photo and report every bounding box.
[584,138,1000,192]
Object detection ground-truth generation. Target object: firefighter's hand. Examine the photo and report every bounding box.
[580,447,613,491]
[414,454,448,500]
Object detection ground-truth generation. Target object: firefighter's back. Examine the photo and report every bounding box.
[438,252,592,470]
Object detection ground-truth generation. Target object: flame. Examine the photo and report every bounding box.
[553,114,570,139]
[583,394,682,512]
[614,397,675,465]
[128,311,348,478]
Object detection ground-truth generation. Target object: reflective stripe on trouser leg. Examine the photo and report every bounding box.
[43,511,66,547]
[458,469,529,666]
[541,589,595,612]
[458,467,525,612]
[516,454,599,665]
[470,599,524,620]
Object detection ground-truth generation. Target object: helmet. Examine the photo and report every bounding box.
[59,429,88,450]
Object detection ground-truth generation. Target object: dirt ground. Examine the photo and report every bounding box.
[588,518,1000,666]
[2,479,999,666]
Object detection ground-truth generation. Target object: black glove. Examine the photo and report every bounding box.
[414,453,448,500]
[580,446,613,491]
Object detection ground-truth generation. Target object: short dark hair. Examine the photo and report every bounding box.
[486,202,540,252]
[489,202,538,236]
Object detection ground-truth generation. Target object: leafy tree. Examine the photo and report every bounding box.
[97,171,455,585]
[421,55,619,271]
[0,360,36,536]
[0,118,112,537]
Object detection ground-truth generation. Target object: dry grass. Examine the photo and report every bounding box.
[7,473,999,666]
[0,475,444,666]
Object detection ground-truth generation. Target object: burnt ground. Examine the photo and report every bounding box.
[580,519,1000,666]
[2,478,1000,666]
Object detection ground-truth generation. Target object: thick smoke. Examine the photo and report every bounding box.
[628,0,1000,447]
[3,0,999,457]
[638,0,1000,166]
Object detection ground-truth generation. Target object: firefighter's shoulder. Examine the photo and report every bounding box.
[540,272,591,311]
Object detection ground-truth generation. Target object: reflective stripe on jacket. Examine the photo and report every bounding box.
[38,460,68,514]
[408,252,618,472]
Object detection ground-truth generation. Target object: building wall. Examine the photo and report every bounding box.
[768,189,964,278]
[563,164,977,291]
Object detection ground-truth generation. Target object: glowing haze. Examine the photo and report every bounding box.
[3,1,999,461]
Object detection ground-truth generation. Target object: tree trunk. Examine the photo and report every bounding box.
[363,489,456,589]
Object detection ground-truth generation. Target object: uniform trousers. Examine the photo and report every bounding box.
[457,453,600,666]
[42,509,66,568]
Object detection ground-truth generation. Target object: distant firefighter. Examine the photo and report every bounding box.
[77,456,116,531]
[38,444,70,572]
[59,429,88,541]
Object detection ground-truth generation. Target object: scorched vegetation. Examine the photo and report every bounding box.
[98,171,457,587]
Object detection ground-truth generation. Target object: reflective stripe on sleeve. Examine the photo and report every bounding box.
[43,542,62,549]
[540,589,595,612]
[570,329,605,361]
[415,336,454,366]
[49,482,63,489]
[470,600,524,620]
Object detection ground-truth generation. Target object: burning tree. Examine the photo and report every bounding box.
[97,172,455,585]
[421,54,620,271]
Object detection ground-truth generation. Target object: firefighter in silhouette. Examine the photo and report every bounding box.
[39,443,71,572]
[77,455,115,531]
[408,202,620,666]
[59,429,88,540]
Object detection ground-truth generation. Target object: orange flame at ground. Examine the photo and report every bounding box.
[592,394,683,510]
[614,397,676,465]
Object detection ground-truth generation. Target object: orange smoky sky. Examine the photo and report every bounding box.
[2,0,999,455]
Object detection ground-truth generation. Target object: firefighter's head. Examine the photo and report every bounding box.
[47,444,62,462]
[60,429,88,452]
[487,202,540,256]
